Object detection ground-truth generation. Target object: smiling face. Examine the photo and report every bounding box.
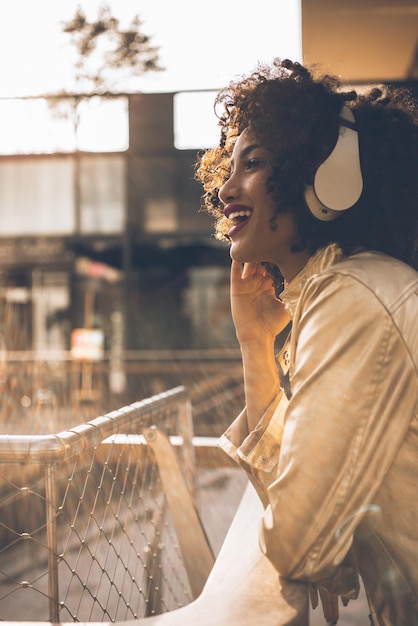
[218,128,310,281]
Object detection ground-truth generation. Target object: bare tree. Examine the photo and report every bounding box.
[62,3,164,94]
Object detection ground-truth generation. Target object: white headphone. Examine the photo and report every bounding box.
[304,105,363,221]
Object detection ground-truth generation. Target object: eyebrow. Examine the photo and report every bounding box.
[231,143,261,167]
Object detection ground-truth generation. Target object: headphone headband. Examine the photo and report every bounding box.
[304,106,363,221]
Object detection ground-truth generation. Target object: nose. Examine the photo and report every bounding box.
[218,173,238,206]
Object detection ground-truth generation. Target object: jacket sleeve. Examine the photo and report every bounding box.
[259,271,416,586]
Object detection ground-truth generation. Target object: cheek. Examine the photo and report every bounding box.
[269,212,300,241]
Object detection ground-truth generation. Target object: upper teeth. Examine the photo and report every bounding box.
[228,210,251,220]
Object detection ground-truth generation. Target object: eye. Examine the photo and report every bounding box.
[245,157,262,169]
[244,157,265,170]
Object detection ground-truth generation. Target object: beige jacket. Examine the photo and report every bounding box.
[219,244,418,625]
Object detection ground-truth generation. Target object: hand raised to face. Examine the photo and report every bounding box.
[230,261,290,345]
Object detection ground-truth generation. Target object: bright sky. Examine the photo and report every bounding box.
[0,0,302,149]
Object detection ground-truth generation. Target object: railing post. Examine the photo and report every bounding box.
[178,395,197,501]
[144,426,215,599]
[45,463,60,623]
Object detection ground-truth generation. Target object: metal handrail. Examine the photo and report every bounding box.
[0,386,189,464]
[0,386,209,622]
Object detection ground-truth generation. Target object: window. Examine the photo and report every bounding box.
[0,96,128,155]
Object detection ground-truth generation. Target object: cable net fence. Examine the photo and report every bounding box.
[0,350,244,438]
[0,387,196,622]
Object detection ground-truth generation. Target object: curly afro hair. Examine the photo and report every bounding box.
[195,58,418,272]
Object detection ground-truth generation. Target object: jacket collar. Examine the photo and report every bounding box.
[279,243,344,318]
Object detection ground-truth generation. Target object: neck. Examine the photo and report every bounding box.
[278,250,311,284]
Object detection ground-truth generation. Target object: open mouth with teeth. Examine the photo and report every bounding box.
[228,210,252,225]
[226,209,252,239]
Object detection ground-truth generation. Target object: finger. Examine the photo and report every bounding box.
[231,260,243,280]
[309,584,319,609]
[253,262,269,276]
[241,262,260,279]
[318,588,339,624]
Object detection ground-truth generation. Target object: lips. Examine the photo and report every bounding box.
[223,203,252,219]
[223,204,252,238]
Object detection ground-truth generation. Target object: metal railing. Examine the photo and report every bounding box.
[0,386,214,623]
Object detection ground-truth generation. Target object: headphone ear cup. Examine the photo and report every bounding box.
[304,106,363,221]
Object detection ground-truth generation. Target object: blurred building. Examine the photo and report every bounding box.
[0,92,234,355]
[0,0,417,356]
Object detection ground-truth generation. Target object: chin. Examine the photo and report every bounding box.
[230,246,262,265]
[229,248,246,263]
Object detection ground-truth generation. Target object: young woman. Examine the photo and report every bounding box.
[195,58,418,625]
